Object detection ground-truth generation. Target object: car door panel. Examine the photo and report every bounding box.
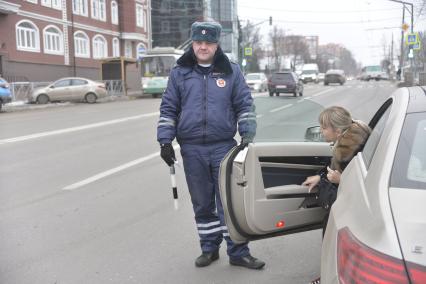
[220,142,331,244]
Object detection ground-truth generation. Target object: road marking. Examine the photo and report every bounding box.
[0,112,159,145]
[270,104,293,113]
[63,144,180,190]
[297,98,306,103]
[256,114,264,118]
[312,88,335,97]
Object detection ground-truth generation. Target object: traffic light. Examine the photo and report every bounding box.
[269,16,272,26]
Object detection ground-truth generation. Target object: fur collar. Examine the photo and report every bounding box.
[176,46,233,75]
[331,122,371,172]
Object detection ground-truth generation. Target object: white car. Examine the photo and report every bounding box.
[219,86,426,283]
[245,73,268,92]
[30,77,107,104]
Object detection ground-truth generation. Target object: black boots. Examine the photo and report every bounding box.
[195,251,265,270]
[195,250,220,267]
[229,255,266,270]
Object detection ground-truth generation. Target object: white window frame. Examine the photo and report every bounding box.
[73,0,88,16]
[43,25,63,55]
[99,0,106,21]
[92,35,108,59]
[136,42,146,59]
[26,0,38,3]
[16,20,40,52]
[52,0,61,9]
[125,41,132,58]
[41,0,51,7]
[112,37,120,57]
[136,4,144,28]
[74,31,90,58]
[111,1,118,25]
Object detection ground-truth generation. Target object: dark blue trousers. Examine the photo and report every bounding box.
[180,140,250,258]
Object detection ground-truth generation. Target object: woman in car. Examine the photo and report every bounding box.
[302,106,371,284]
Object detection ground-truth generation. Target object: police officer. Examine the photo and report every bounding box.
[157,20,264,269]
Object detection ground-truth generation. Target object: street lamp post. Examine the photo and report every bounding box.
[387,0,415,80]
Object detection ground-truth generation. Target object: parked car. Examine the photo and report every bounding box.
[317,73,325,82]
[30,77,107,104]
[245,73,268,92]
[268,71,303,97]
[219,86,426,283]
[324,69,346,85]
[0,77,12,111]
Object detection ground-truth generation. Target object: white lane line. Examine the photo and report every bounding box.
[63,144,180,190]
[0,112,159,145]
[312,88,335,97]
[256,114,264,118]
[297,98,306,103]
[270,104,293,113]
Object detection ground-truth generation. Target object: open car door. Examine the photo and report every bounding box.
[219,142,331,244]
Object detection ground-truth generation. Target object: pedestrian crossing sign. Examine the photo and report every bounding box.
[244,47,253,56]
[412,41,421,51]
[406,33,419,45]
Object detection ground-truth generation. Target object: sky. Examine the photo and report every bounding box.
[237,0,426,66]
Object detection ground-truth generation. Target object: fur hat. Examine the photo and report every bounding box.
[191,21,222,43]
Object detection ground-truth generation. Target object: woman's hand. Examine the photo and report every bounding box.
[302,175,321,192]
[327,166,341,183]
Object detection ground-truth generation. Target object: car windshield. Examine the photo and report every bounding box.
[246,74,261,80]
[271,73,293,81]
[141,56,176,77]
[302,70,316,74]
[391,112,426,189]
[365,66,381,72]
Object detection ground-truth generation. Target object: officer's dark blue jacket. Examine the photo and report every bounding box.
[157,47,256,145]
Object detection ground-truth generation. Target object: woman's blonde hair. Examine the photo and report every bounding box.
[319,106,352,132]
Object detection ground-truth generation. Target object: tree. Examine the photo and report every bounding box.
[269,26,285,71]
[283,35,310,67]
[240,20,263,72]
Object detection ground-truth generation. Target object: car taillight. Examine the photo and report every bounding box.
[407,262,426,283]
[337,227,410,284]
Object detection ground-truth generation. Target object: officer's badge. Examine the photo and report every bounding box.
[216,78,226,88]
[202,29,206,34]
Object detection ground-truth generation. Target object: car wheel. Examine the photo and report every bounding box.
[324,82,329,86]
[275,92,279,96]
[269,92,273,97]
[36,94,49,104]
[0,103,2,111]
[85,92,97,104]
[299,91,303,96]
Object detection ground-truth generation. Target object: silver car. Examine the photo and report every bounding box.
[245,73,268,92]
[30,77,107,104]
[219,86,426,283]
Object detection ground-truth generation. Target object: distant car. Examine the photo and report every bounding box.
[268,71,303,97]
[219,86,426,283]
[0,77,12,111]
[324,69,346,85]
[317,73,325,82]
[245,73,268,92]
[360,65,387,81]
[30,77,107,104]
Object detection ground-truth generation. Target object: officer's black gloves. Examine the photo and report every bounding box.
[239,136,254,148]
[160,143,175,166]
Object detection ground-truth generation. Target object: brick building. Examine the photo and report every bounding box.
[0,0,151,82]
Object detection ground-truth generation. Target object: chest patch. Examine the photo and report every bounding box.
[216,78,226,88]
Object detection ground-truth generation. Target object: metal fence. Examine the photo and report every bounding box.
[9,80,125,102]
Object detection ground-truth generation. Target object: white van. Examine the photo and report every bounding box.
[300,63,319,83]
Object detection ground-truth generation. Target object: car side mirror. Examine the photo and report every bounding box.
[50,85,55,89]
[305,126,324,142]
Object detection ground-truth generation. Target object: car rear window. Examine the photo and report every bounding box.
[391,112,426,189]
[271,73,293,81]
[246,74,261,80]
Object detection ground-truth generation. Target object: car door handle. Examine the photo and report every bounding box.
[264,185,312,198]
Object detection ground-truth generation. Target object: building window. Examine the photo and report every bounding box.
[112,37,120,57]
[136,42,146,59]
[73,0,88,16]
[26,0,37,3]
[160,21,170,33]
[136,4,144,28]
[93,35,107,59]
[125,41,132,58]
[111,1,118,25]
[74,31,90,57]
[160,1,171,13]
[41,0,60,8]
[16,20,40,52]
[91,0,106,21]
[43,25,63,55]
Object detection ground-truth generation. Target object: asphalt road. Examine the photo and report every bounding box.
[0,80,396,284]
